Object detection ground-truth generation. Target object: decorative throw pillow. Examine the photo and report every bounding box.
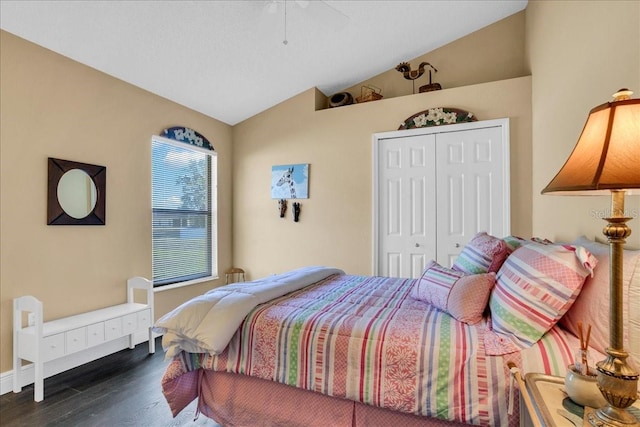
[411,260,496,324]
[484,242,597,355]
[452,232,509,274]
[560,236,640,367]
[503,235,554,253]
[503,235,526,253]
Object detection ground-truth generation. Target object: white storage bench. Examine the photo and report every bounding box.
[13,277,155,402]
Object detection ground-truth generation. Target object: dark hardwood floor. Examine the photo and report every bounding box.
[0,337,220,427]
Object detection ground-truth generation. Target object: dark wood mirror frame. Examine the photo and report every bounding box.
[47,157,106,225]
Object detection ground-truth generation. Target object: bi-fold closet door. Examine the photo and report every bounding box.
[373,118,510,278]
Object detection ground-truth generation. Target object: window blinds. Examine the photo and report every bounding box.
[151,138,217,286]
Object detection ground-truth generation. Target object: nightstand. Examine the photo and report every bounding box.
[521,373,640,427]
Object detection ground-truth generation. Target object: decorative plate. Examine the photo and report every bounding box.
[398,107,477,130]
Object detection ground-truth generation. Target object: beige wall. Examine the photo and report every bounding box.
[230,11,531,280]
[526,0,640,248]
[0,31,233,373]
[341,11,527,104]
[232,76,532,279]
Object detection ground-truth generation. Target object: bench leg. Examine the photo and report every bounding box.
[13,358,21,393]
[34,361,43,402]
[148,328,155,354]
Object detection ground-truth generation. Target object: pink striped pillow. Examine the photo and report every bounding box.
[411,260,496,324]
[452,232,509,274]
[485,243,597,355]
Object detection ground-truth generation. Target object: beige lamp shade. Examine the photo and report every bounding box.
[541,96,640,196]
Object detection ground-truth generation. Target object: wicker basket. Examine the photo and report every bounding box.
[356,85,383,103]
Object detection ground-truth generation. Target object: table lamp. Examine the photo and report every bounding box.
[542,88,640,427]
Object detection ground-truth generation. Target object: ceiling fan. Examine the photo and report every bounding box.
[263,0,349,45]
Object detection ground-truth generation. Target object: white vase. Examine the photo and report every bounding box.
[565,364,607,408]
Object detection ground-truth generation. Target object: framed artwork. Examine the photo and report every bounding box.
[271,164,309,199]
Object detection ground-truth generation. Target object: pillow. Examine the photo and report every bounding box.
[411,260,496,324]
[503,235,526,253]
[503,235,554,253]
[452,232,509,274]
[484,242,597,355]
[560,236,640,368]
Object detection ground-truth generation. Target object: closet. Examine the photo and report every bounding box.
[372,118,510,278]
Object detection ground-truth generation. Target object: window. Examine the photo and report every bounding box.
[151,136,217,287]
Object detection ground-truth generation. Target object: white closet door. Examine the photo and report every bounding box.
[373,118,510,278]
[435,126,508,267]
[377,134,436,278]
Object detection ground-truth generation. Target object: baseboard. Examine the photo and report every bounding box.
[0,331,160,396]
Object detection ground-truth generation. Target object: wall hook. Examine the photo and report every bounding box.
[278,199,287,218]
[293,202,301,222]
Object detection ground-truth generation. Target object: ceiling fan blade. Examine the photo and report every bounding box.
[264,1,278,15]
[262,1,349,30]
[302,1,349,30]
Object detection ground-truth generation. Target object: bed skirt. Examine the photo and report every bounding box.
[164,369,517,427]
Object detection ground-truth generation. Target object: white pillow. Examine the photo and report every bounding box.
[559,236,640,369]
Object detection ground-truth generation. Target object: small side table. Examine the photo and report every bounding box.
[522,373,640,427]
[523,373,574,426]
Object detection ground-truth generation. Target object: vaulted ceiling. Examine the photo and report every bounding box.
[0,1,528,125]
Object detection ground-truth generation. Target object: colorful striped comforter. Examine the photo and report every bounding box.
[163,272,569,425]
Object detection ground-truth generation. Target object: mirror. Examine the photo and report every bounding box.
[58,169,97,219]
[48,157,106,225]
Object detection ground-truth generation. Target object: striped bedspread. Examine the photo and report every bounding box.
[162,273,579,425]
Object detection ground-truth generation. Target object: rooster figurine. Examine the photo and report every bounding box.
[396,62,428,80]
[395,62,439,93]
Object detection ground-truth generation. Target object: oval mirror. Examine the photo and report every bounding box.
[57,169,97,219]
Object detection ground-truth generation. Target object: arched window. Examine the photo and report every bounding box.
[151,129,217,288]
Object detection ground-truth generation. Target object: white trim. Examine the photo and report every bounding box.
[1,331,159,396]
[153,275,219,292]
[371,133,380,276]
[372,118,509,140]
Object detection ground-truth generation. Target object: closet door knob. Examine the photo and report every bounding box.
[455,243,460,248]
[415,243,420,248]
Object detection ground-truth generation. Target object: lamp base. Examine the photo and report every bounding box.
[587,405,640,427]
[586,192,639,427]
[588,358,639,427]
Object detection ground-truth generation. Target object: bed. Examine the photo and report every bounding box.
[153,234,640,426]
